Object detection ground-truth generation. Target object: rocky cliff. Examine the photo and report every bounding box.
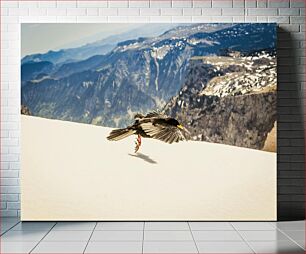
[163,52,277,151]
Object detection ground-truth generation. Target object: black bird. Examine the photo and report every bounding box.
[107,111,190,152]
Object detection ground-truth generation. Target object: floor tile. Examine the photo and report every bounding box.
[283,230,305,241]
[1,222,20,233]
[90,230,143,241]
[143,241,198,253]
[0,230,48,242]
[52,222,96,230]
[197,241,253,253]
[192,230,243,241]
[144,230,193,241]
[42,230,92,242]
[282,230,305,249]
[85,241,142,253]
[0,241,37,253]
[11,222,55,231]
[239,230,291,241]
[232,222,275,231]
[189,222,234,231]
[275,221,305,231]
[96,222,143,231]
[145,222,190,230]
[249,240,304,253]
[32,241,87,253]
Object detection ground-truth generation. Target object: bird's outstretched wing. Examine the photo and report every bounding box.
[144,111,167,119]
[140,122,187,144]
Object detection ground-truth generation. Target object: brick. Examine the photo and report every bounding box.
[7,202,20,210]
[256,16,268,22]
[222,8,245,15]
[108,0,129,7]
[0,170,18,178]
[8,8,29,16]
[129,0,149,7]
[290,0,305,8]
[212,0,233,7]
[86,8,99,16]
[172,0,192,7]
[150,0,171,7]
[1,178,18,186]
[268,16,290,23]
[245,0,256,7]
[202,8,221,15]
[183,8,202,16]
[150,16,172,22]
[1,1,18,8]
[268,0,290,7]
[245,16,257,22]
[77,1,107,7]
[161,8,183,16]
[0,210,18,217]
[233,0,245,7]
[257,0,267,8]
[279,147,304,155]
[10,163,20,170]
[192,16,213,22]
[247,8,278,15]
[57,16,77,22]
[279,8,300,15]
[140,8,160,16]
[193,0,212,7]
[127,16,150,22]
[99,8,118,16]
[76,16,107,22]
[56,1,77,8]
[278,24,300,32]
[29,8,48,16]
[39,1,57,8]
[107,16,129,22]
[19,1,38,8]
[0,194,19,202]
[47,8,67,16]
[67,8,86,16]
[212,16,234,22]
[118,8,140,16]
[0,186,20,194]
[172,16,193,22]
[290,16,305,23]
[233,16,245,22]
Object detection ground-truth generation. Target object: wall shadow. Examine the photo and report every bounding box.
[277,27,305,221]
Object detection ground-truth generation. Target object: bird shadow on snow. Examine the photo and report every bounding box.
[128,152,157,164]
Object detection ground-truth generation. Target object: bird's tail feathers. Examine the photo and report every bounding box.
[107,128,134,141]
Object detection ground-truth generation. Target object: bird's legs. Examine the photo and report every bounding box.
[134,134,142,153]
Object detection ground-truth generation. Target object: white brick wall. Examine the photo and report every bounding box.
[0,0,305,218]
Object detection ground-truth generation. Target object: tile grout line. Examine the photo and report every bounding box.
[229,222,256,254]
[187,222,200,254]
[82,222,97,254]
[29,222,57,254]
[0,220,20,236]
[276,227,305,251]
[141,221,145,254]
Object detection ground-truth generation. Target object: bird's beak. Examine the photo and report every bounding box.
[177,124,184,130]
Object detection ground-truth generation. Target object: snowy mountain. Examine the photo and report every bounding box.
[21,23,276,130]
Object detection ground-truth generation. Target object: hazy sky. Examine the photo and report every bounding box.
[21,23,145,57]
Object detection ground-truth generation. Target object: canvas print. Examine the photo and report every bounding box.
[21,23,277,220]
[21,23,276,152]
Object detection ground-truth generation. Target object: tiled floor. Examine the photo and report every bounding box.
[0,218,304,253]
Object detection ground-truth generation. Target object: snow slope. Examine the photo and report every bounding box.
[21,116,276,221]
